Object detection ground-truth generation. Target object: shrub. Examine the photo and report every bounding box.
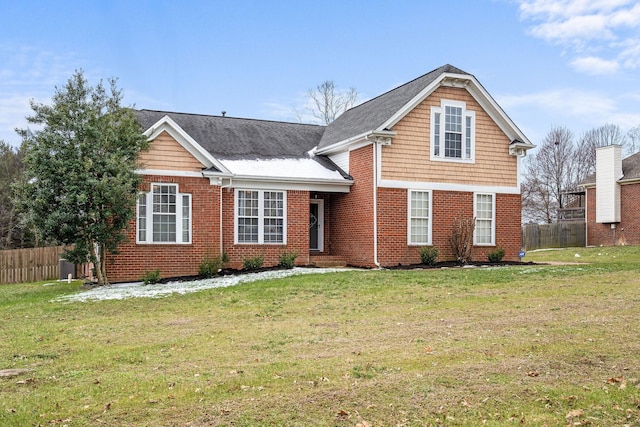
[278,250,299,269]
[419,246,439,266]
[141,269,161,285]
[243,255,264,270]
[488,247,506,263]
[198,256,224,278]
[449,215,475,264]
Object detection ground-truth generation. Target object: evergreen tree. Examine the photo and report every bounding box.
[17,71,148,285]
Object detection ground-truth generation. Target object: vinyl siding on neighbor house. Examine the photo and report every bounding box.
[381,86,517,187]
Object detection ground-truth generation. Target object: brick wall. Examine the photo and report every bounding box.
[330,145,376,267]
[376,188,522,265]
[586,184,640,246]
[106,175,220,283]
[220,188,310,270]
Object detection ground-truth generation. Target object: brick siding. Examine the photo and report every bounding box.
[586,184,640,246]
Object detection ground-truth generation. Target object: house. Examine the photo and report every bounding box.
[581,145,640,246]
[106,64,534,282]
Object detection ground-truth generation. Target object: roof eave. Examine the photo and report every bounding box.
[313,129,397,155]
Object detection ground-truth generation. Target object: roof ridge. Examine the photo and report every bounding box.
[341,64,469,114]
[138,109,325,128]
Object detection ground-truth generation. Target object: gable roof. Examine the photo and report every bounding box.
[136,110,325,161]
[317,64,533,153]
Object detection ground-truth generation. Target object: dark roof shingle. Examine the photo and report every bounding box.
[318,64,469,149]
[136,110,325,160]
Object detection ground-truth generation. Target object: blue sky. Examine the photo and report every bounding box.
[1,0,640,150]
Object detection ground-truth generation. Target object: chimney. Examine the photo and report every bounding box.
[595,144,622,223]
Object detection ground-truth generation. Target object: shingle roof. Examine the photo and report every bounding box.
[136,110,325,160]
[318,64,469,150]
[582,150,640,184]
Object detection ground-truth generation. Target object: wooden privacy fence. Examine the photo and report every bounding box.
[0,246,66,284]
[522,222,586,251]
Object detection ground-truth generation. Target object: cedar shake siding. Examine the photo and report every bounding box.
[382,86,517,186]
[138,130,205,172]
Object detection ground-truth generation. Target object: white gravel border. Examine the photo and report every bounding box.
[55,267,350,302]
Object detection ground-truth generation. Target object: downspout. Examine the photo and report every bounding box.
[219,178,233,255]
[366,136,381,269]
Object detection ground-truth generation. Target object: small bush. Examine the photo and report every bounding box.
[279,250,299,269]
[141,269,161,285]
[488,247,506,263]
[419,246,439,266]
[198,256,223,278]
[243,255,264,270]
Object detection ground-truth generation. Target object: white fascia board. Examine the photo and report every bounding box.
[230,175,352,192]
[136,169,205,178]
[379,178,521,195]
[313,131,374,155]
[144,115,232,175]
[314,130,397,156]
[380,72,534,149]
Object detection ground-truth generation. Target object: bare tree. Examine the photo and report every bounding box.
[298,80,358,125]
[627,125,640,156]
[522,126,583,223]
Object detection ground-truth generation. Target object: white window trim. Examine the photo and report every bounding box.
[234,189,287,245]
[136,183,192,245]
[430,100,475,163]
[407,189,432,246]
[474,192,495,246]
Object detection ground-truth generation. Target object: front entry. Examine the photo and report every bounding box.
[309,200,324,252]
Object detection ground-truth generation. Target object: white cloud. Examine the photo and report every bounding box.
[570,56,620,74]
[517,0,640,73]
[0,45,82,146]
[499,88,616,118]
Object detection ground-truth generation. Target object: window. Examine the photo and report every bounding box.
[431,100,475,162]
[474,193,494,245]
[235,189,286,244]
[137,184,191,244]
[408,190,431,245]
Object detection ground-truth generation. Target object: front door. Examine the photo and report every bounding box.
[309,200,324,252]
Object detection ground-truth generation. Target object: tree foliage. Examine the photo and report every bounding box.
[298,80,359,125]
[17,71,148,285]
[0,141,38,249]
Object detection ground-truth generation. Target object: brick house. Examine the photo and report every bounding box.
[106,64,534,282]
[582,145,640,246]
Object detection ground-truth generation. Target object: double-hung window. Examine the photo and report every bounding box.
[431,100,475,162]
[408,190,431,245]
[474,193,495,245]
[137,183,191,244]
[235,189,286,244]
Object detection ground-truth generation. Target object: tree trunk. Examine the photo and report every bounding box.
[92,241,108,286]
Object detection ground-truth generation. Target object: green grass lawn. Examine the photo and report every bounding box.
[1,246,639,426]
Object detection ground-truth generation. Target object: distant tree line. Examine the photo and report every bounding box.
[522,123,640,224]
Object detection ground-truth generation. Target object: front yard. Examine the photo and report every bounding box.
[1,247,639,426]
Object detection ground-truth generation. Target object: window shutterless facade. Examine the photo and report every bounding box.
[431,100,475,162]
[137,183,191,244]
[474,193,495,245]
[408,190,432,245]
[235,189,286,244]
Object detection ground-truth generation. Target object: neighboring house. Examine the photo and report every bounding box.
[581,145,640,246]
[106,64,534,282]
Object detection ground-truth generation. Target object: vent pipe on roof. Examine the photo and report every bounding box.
[221,111,226,117]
